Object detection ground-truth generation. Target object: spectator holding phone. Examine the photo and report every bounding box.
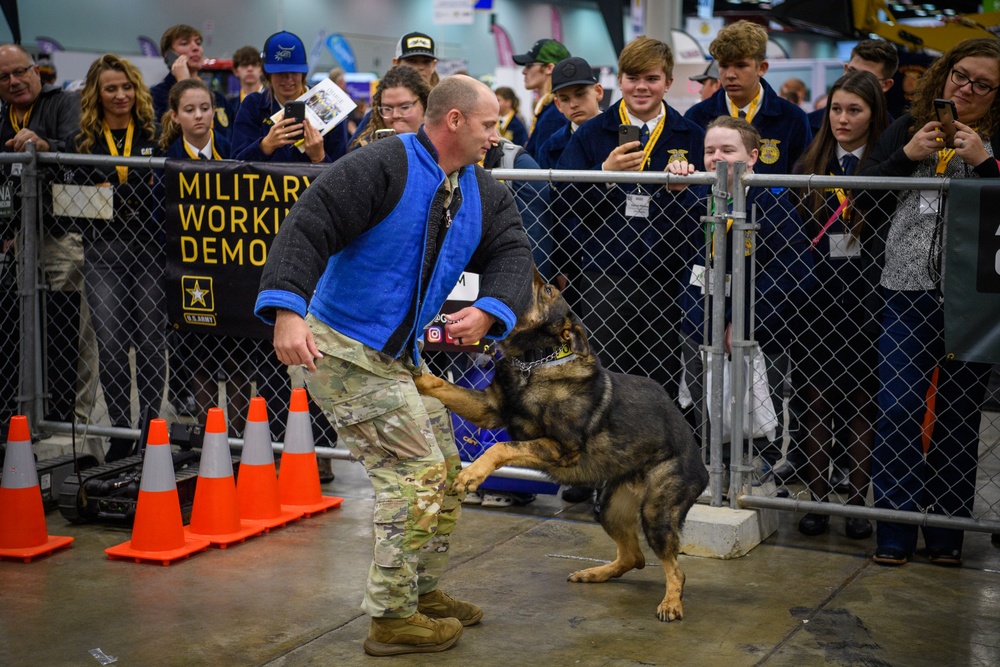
[231,31,348,164]
[557,36,705,401]
[859,37,999,567]
[150,24,230,136]
[349,65,429,150]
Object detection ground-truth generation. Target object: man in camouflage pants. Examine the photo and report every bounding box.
[255,75,532,657]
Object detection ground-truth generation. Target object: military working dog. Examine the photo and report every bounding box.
[414,271,709,621]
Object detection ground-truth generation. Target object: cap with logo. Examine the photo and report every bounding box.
[551,57,598,94]
[395,32,436,60]
[512,39,570,66]
[262,31,308,74]
[689,61,719,83]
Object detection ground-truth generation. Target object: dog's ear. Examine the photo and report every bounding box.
[561,321,590,357]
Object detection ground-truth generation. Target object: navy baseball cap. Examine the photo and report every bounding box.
[262,31,308,74]
[551,57,598,93]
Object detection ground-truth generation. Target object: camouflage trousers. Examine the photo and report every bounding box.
[304,316,463,618]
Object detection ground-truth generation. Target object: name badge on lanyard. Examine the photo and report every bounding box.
[625,193,650,218]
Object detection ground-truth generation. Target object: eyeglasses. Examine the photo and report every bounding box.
[950,69,999,97]
[0,65,34,86]
[378,100,420,118]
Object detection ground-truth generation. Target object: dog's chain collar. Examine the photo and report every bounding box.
[508,344,574,378]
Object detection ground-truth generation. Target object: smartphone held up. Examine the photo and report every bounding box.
[284,100,307,126]
[934,98,958,147]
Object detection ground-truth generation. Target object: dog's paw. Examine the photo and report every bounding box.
[454,468,484,494]
[413,372,446,395]
[567,565,613,583]
[656,599,683,622]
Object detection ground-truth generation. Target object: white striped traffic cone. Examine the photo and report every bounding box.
[0,416,73,563]
[105,419,210,565]
[278,388,343,517]
[186,408,264,547]
[237,397,303,532]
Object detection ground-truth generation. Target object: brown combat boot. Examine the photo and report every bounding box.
[418,589,484,626]
[363,612,463,656]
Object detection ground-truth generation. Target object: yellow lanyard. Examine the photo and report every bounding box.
[530,93,552,134]
[182,137,221,160]
[830,175,852,223]
[499,111,514,139]
[618,101,666,171]
[708,198,735,259]
[729,86,762,123]
[935,147,955,176]
[9,103,34,133]
[102,119,134,184]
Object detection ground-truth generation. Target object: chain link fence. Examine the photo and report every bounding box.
[6,151,999,535]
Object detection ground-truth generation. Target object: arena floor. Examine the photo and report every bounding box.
[3,430,1000,666]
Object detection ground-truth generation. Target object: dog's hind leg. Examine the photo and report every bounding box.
[568,481,645,583]
[641,462,702,622]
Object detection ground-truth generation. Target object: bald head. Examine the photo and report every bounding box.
[0,44,42,110]
[422,74,500,174]
[424,74,493,126]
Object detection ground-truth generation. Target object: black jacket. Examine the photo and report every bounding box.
[0,84,81,153]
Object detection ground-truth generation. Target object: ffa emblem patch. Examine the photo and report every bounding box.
[667,149,689,164]
[215,108,230,128]
[759,139,780,165]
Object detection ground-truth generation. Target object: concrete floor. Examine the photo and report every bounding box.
[2,452,1000,667]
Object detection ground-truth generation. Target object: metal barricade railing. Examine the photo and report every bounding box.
[9,153,998,535]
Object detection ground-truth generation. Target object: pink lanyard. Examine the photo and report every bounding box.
[809,196,850,250]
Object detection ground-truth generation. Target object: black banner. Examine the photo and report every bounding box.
[164,160,326,340]
[944,179,1000,363]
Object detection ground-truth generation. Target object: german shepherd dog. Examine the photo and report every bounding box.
[414,270,709,621]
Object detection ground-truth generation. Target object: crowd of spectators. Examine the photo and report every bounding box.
[0,18,996,575]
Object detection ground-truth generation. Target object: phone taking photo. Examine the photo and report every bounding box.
[283,101,306,125]
[619,124,642,153]
[934,98,958,147]
[374,129,396,141]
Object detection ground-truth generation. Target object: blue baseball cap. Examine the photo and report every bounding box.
[262,31,308,74]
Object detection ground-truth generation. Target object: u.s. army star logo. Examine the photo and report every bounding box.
[182,276,214,311]
[759,139,781,165]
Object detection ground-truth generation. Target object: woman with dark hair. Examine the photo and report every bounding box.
[793,70,890,540]
[231,30,348,163]
[495,86,528,146]
[159,78,229,158]
[860,37,1000,566]
[73,54,163,461]
[349,65,430,150]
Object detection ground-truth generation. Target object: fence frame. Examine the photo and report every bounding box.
[13,152,999,534]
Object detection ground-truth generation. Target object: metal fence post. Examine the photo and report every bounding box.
[707,162,730,508]
[18,143,39,427]
[728,162,750,506]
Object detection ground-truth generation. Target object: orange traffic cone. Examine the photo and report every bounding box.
[237,397,303,532]
[105,419,210,565]
[185,408,264,547]
[0,416,73,563]
[278,388,343,517]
